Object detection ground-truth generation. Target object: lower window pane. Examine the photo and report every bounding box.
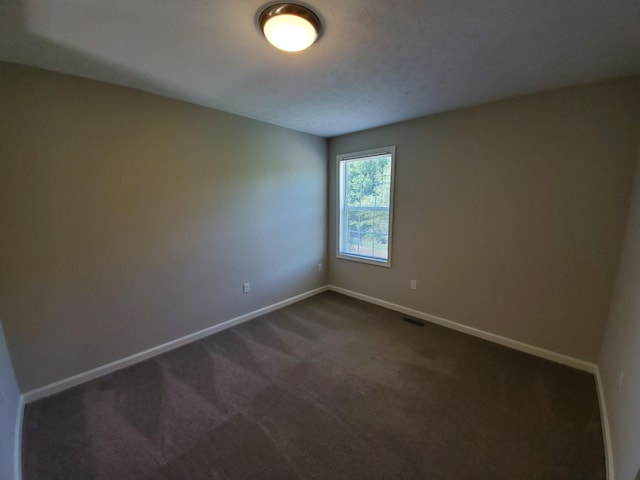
[373,212,389,235]
[359,211,374,233]
[347,230,361,254]
[358,233,375,257]
[373,234,388,259]
[347,211,361,233]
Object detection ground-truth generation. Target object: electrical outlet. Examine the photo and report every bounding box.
[243,282,251,294]
[410,280,417,290]
[318,263,323,272]
[618,371,625,388]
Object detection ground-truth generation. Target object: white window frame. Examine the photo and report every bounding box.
[336,145,396,267]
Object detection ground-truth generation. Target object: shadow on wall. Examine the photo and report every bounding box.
[0,0,172,101]
[0,0,271,108]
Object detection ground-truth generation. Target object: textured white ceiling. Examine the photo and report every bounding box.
[1,0,639,137]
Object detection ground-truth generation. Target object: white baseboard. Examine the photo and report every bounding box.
[23,286,328,403]
[328,285,597,373]
[19,283,606,480]
[595,367,614,480]
[14,394,24,480]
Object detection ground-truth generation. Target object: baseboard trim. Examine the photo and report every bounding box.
[23,286,328,403]
[327,285,596,373]
[14,394,24,480]
[595,367,614,480]
[23,284,597,398]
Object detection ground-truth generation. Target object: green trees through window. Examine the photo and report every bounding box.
[338,146,395,265]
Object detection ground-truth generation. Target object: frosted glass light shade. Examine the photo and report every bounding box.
[263,14,317,52]
[259,4,321,53]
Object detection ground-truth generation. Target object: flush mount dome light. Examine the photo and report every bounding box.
[259,3,321,52]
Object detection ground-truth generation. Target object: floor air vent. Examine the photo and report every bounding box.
[403,317,425,327]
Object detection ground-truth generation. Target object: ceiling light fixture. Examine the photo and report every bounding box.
[259,3,322,52]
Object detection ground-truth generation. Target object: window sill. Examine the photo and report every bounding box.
[336,252,391,268]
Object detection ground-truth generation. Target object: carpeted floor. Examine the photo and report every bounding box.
[22,292,605,479]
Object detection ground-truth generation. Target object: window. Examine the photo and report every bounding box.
[337,146,395,267]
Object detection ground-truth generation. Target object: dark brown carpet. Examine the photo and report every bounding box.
[22,292,605,479]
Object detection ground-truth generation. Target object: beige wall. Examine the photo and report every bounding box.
[0,63,328,392]
[329,77,640,362]
[599,151,640,480]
